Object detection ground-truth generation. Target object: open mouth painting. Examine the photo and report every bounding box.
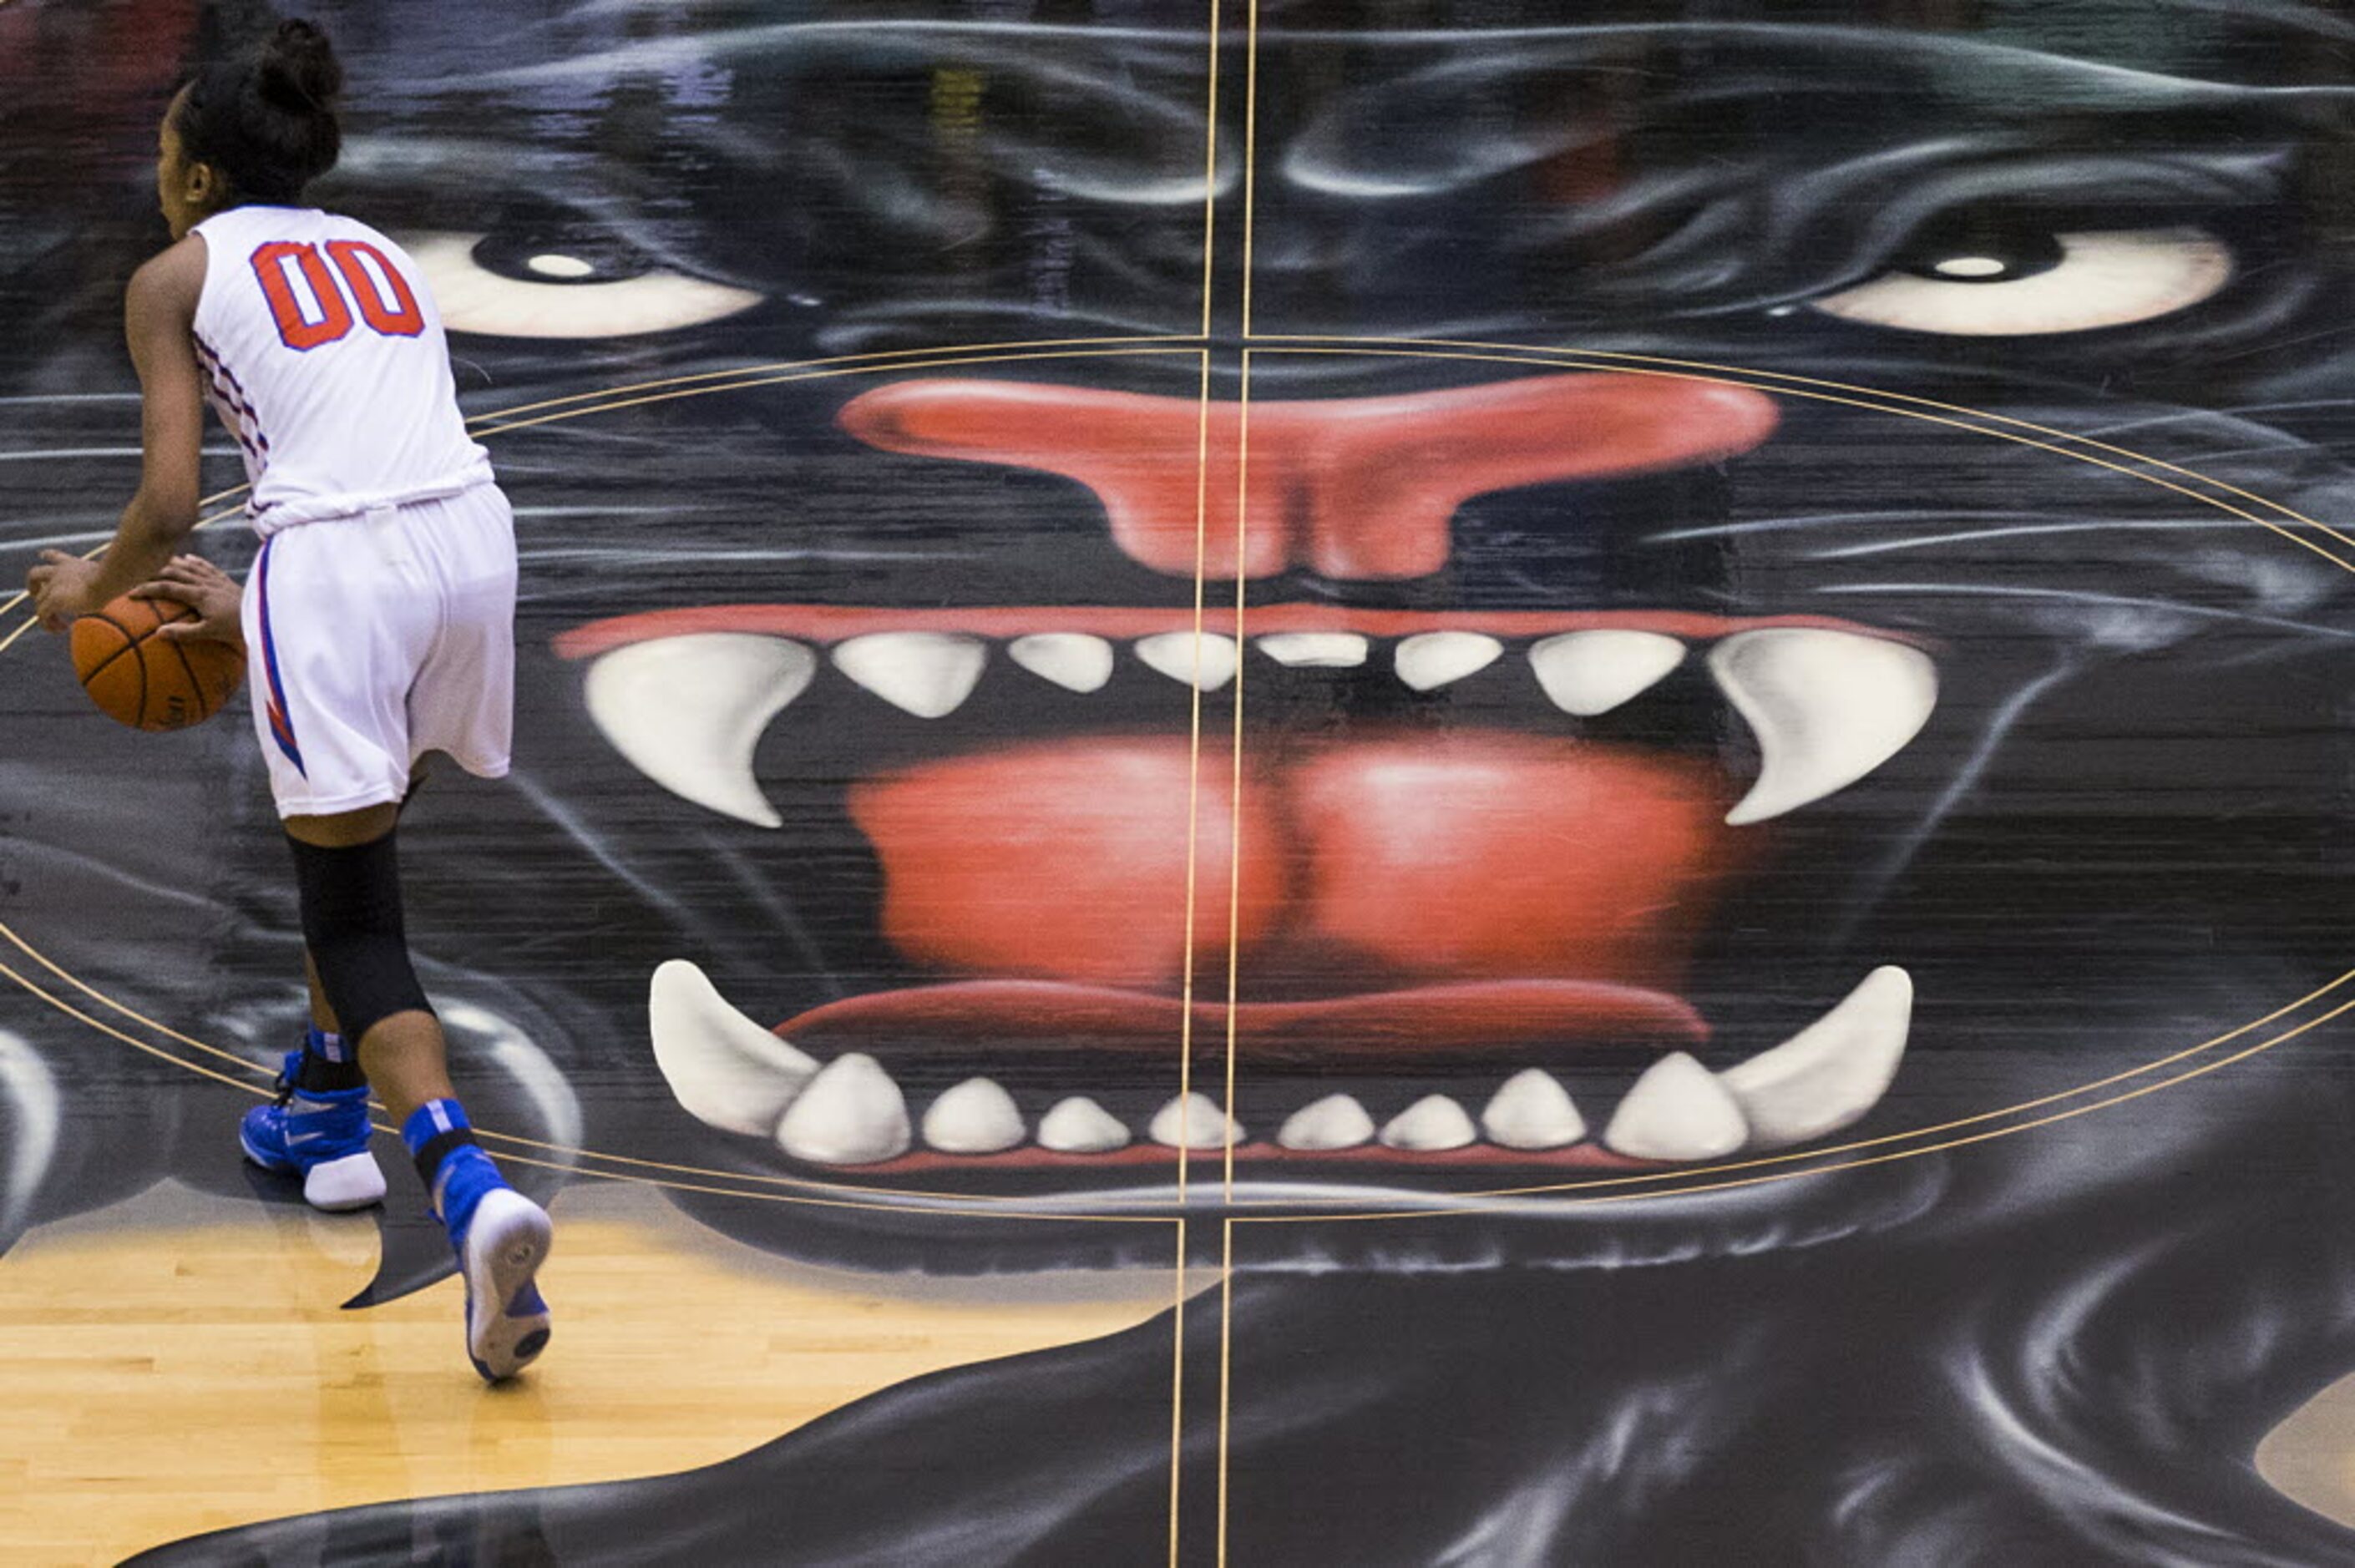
[5,0,2355,1562]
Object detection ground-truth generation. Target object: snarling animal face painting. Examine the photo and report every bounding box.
[10,0,2355,1557]
[8,0,2355,1263]
[357,1,2355,1276]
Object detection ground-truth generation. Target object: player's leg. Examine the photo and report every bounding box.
[285,797,551,1382]
[244,513,549,1379]
[240,808,420,1206]
[228,553,381,1205]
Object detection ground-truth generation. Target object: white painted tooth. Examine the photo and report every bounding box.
[585,634,813,828]
[1528,630,1685,716]
[1275,1094,1376,1151]
[1709,629,1937,826]
[1134,631,1238,690]
[1394,631,1504,691]
[1719,966,1912,1149]
[775,1053,912,1164]
[1480,1069,1587,1151]
[647,960,819,1138]
[1602,1053,1749,1161]
[1038,1096,1132,1154]
[1008,633,1115,693]
[1148,1091,1243,1148]
[1378,1095,1478,1151]
[831,631,988,719]
[1258,631,1369,669]
[921,1077,1027,1155]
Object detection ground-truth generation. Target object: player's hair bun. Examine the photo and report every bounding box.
[175,13,345,205]
[256,19,342,113]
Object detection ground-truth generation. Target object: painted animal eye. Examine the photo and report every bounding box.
[398,230,762,338]
[1811,226,2232,336]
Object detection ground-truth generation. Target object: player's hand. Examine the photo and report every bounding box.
[133,554,246,650]
[26,550,103,635]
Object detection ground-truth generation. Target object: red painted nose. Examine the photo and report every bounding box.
[837,372,1779,580]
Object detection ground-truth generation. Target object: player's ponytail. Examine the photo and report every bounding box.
[175,16,344,206]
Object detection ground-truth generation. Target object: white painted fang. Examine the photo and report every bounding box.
[1259,632,1370,668]
[1277,1094,1376,1151]
[1135,631,1238,690]
[585,634,813,828]
[1379,1095,1478,1151]
[1149,1091,1243,1148]
[0,1029,58,1238]
[1603,1053,1749,1161]
[1480,1069,1586,1151]
[1528,630,1684,716]
[1008,633,1115,693]
[921,1077,1027,1154]
[1394,631,1503,691]
[832,632,988,718]
[1038,1096,1132,1153]
[1719,967,1912,1149]
[1710,630,1937,826]
[647,960,818,1138]
[775,1054,912,1164]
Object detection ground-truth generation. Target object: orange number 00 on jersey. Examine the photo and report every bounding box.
[251,240,425,352]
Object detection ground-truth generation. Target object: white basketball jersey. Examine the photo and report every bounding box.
[190,205,491,537]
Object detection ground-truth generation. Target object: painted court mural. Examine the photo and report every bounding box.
[5,0,2355,1561]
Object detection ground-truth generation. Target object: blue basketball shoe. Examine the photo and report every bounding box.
[238,1049,387,1211]
[443,1173,554,1382]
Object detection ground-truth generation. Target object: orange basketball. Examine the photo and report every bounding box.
[68,594,246,732]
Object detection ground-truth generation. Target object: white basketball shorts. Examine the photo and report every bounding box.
[241,483,517,819]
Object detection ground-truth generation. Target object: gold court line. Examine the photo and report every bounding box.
[1238,0,1262,342]
[1214,3,1260,1545]
[10,852,2342,1214]
[1216,1216,1236,1568]
[1317,334,2355,558]
[1176,361,1212,1213]
[1222,969,2355,1207]
[1222,352,1252,1201]
[1192,331,2355,1544]
[455,334,1201,435]
[1173,0,1228,1536]
[1239,996,2355,1227]
[7,342,2347,1207]
[1167,346,1218,1561]
[1248,346,2355,576]
[0,910,1177,1207]
[1167,1216,1190,1568]
[1262,337,2355,570]
[458,1138,1188,1227]
[3,941,1189,1226]
[1198,0,1222,344]
[3,346,1200,648]
[467,345,1207,442]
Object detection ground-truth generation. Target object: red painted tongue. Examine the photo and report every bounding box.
[776,978,1706,1056]
[843,732,1755,1007]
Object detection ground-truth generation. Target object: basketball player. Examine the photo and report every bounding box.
[23,18,552,1383]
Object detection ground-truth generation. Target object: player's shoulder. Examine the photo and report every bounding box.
[127,236,208,320]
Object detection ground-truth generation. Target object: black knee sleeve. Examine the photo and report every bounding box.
[287,829,433,1046]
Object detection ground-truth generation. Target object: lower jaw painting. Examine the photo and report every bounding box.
[9,1,2355,1564]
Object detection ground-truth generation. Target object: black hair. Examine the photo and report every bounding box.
[173,18,343,206]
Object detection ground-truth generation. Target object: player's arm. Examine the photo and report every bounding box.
[26,239,207,632]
